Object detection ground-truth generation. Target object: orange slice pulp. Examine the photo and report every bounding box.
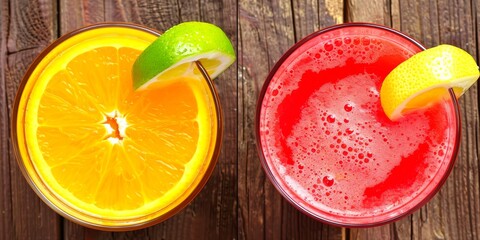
[13,24,220,229]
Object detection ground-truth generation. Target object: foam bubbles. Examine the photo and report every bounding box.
[323,175,335,187]
[326,114,336,123]
[344,37,352,44]
[362,37,371,46]
[344,103,353,112]
[259,32,456,219]
[324,42,334,51]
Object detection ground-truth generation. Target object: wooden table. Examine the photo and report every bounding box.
[1,0,479,239]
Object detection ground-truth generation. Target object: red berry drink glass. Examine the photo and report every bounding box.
[256,23,460,227]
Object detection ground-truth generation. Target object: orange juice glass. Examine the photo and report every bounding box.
[11,23,222,230]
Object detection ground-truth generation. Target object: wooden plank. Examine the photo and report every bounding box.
[428,0,479,239]
[108,0,180,30]
[238,1,292,239]
[59,0,238,239]
[349,0,480,239]
[238,0,344,239]
[346,0,389,25]
[3,0,61,239]
[0,0,14,238]
[59,0,105,32]
[292,0,343,39]
[194,0,239,238]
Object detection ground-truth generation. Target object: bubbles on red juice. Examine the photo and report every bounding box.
[345,128,354,135]
[362,37,371,46]
[324,42,334,51]
[438,149,444,156]
[323,175,335,187]
[334,38,343,47]
[353,37,361,45]
[343,37,352,44]
[326,115,336,123]
[344,103,353,112]
[271,89,279,96]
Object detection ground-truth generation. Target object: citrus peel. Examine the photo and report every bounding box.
[132,21,236,90]
[380,44,479,120]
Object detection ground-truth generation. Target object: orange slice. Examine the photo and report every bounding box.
[14,24,220,228]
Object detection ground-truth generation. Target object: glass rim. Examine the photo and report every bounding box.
[255,22,461,228]
[10,22,224,231]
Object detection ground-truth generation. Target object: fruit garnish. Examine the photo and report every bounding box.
[380,44,479,120]
[132,21,236,90]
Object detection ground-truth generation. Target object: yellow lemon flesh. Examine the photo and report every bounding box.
[380,44,479,120]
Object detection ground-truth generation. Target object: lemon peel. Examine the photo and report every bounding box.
[380,44,479,120]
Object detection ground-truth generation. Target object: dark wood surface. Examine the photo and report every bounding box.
[1,0,479,239]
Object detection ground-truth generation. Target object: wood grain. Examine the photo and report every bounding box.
[238,2,294,239]
[60,0,105,32]
[0,0,13,238]
[1,0,480,239]
[346,0,389,25]
[292,0,343,39]
[3,0,61,239]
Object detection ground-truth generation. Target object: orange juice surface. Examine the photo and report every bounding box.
[12,23,221,230]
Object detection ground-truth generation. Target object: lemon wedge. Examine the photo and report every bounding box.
[380,44,479,120]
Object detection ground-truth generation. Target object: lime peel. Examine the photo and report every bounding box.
[380,44,479,120]
[133,21,236,90]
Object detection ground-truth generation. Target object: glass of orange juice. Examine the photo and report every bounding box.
[11,22,222,230]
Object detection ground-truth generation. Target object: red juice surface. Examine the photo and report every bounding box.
[257,24,459,226]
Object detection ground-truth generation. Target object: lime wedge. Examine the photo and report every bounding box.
[380,44,479,120]
[133,21,236,90]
